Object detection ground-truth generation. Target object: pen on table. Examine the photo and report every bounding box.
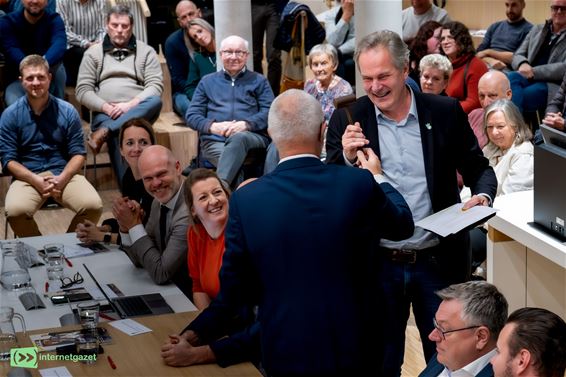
[64,257,73,267]
[99,312,114,321]
[45,281,49,294]
[107,355,117,369]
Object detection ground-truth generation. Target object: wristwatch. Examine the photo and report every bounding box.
[103,233,112,244]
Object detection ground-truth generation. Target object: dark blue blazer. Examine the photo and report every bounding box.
[188,157,414,376]
[419,353,494,377]
[327,92,497,279]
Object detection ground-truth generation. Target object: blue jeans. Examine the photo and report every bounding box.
[201,131,269,186]
[507,71,548,113]
[378,244,469,377]
[173,92,190,119]
[91,96,162,188]
[5,63,66,106]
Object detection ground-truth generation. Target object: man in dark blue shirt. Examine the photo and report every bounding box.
[0,0,66,106]
[0,55,102,237]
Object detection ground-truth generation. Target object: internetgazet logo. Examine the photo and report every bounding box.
[10,347,97,368]
[10,347,38,368]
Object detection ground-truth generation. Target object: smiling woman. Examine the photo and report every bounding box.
[183,168,231,311]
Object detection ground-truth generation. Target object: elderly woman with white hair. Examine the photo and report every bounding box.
[419,53,453,95]
[304,43,353,124]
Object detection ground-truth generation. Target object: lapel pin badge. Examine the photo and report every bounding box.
[425,123,432,130]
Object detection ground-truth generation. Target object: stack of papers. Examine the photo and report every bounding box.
[416,203,497,237]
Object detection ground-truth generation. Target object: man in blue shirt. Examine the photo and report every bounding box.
[0,55,102,238]
[0,0,66,106]
[186,35,273,188]
[476,0,532,70]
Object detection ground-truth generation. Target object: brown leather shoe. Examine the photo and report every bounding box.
[87,127,109,154]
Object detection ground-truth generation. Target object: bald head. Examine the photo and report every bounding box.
[139,146,182,204]
[268,89,324,157]
[176,0,200,29]
[478,71,512,109]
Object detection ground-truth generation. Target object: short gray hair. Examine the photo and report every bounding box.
[419,54,453,80]
[268,89,324,146]
[484,99,533,146]
[106,4,134,25]
[308,43,338,68]
[354,30,409,71]
[220,35,249,52]
[436,281,508,341]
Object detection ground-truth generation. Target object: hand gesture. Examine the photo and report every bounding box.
[518,63,534,80]
[224,121,248,137]
[342,122,369,163]
[542,112,565,130]
[356,148,382,175]
[76,220,103,244]
[462,194,489,211]
[113,197,142,232]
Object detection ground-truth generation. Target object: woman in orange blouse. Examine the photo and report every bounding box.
[183,168,230,310]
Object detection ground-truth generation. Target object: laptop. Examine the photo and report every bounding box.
[532,126,566,241]
[82,263,174,319]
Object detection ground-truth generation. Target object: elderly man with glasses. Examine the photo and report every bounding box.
[419,281,508,377]
[186,35,274,188]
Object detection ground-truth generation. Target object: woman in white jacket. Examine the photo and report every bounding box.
[482,99,534,196]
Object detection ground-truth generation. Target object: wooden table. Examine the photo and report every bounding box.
[1,311,262,376]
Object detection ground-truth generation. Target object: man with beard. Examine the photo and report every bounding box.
[0,0,66,106]
[476,0,532,70]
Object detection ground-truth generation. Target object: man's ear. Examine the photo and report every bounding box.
[475,326,491,350]
[515,349,532,375]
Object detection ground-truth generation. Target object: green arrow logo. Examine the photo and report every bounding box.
[10,347,38,368]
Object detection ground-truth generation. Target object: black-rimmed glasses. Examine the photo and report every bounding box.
[433,317,480,340]
[60,272,83,289]
[551,5,566,13]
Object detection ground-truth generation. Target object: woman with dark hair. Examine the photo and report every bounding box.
[440,21,488,113]
[408,20,442,84]
[76,118,155,244]
[184,18,216,100]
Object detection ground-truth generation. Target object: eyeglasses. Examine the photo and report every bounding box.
[551,5,566,12]
[221,50,248,58]
[60,272,83,289]
[433,317,480,340]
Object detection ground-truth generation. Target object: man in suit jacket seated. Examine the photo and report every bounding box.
[419,281,508,377]
[117,145,191,297]
[491,307,566,377]
[178,89,414,376]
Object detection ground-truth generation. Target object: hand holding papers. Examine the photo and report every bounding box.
[416,203,497,237]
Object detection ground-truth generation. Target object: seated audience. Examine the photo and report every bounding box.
[305,43,353,123]
[76,118,155,245]
[316,0,356,86]
[409,20,442,84]
[469,71,513,149]
[164,0,202,118]
[419,53,452,95]
[185,35,273,189]
[420,280,508,377]
[0,55,102,238]
[184,18,216,101]
[118,145,191,297]
[476,0,532,70]
[0,0,66,106]
[184,169,230,310]
[509,0,566,114]
[491,307,566,377]
[402,0,450,42]
[56,0,106,86]
[542,70,566,131]
[441,21,488,113]
[76,4,163,186]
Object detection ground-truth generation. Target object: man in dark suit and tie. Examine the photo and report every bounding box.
[419,281,508,377]
[326,30,497,376]
[180,89,414,376]
[116,145,191,297]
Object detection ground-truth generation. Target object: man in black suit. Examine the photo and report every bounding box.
[326,30,497,376]
[180,89,414,376]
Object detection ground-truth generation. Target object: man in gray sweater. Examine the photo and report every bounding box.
[76,4,163,186]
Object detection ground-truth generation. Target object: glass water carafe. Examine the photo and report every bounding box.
[0,241,31,290]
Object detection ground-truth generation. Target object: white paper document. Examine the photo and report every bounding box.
[415,203,497,237]
[39,366,73,377]
[109,319,152,336]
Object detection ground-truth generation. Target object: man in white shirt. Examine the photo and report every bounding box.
[402,0,451,42]
[419,281,508,377]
